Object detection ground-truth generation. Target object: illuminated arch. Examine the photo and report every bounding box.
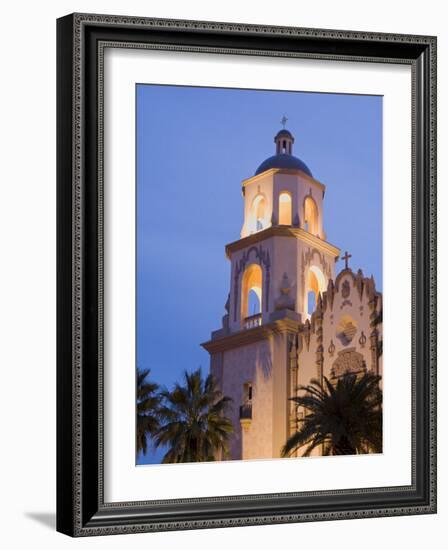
[306,265,326,316]
[251,194,266,232]
[278,191,292,225]
[241,263,263,320]
[304,196,319,235]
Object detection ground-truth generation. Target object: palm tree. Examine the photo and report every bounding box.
[282,371,382,457]
[154,368,234,463]
[136,368,161,456]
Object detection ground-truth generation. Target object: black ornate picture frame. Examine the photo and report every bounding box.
[57,13,437,537]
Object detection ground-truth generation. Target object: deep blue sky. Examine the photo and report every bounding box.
[136,84,382,464]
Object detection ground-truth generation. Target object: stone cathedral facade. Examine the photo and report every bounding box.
[202,128,382,461]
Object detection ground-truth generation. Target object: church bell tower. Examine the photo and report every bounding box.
[202,126,341,461]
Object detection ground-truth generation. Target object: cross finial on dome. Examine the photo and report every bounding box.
[280,114,288,128]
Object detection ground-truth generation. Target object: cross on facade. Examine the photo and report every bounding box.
[280,115,288,128]
[341,251,352,270]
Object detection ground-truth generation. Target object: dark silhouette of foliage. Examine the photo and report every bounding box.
[155,368,234,463]
[136,369,161,456]
[282,371,382,457]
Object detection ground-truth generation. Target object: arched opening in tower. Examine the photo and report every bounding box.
[241,263,263,326]
[306,265,326,316]
[251,194,266,233]
[304,196,319,235]
[248,288,261,316]
[279,191,292,225]
[307,289,316,315]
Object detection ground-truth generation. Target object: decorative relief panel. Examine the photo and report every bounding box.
[331,348,367,379]
[341,280,350,298]
[336,315,357,346]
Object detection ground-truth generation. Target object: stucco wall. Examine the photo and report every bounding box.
[218,338,274,460]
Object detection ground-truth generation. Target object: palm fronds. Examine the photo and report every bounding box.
[282,371,382,457]
[154,368,234,463]
[136,368,161,455]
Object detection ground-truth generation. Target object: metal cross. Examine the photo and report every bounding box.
[341,251,352,270]
[280,115,288,128]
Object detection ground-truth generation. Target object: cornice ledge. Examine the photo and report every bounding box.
[242,169,326,191]
[201,318,300,353]
[226,226,340,258]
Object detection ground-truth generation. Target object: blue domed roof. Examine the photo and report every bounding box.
[255,153,313,177]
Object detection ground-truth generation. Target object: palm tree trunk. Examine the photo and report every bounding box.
[333,437,356,455]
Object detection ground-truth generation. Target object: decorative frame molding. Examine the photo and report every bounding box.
[57,13,436,537]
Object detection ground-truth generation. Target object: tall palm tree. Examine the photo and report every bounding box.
[282,371,382,457]
[136,368,161,456]
[154,368,234,463]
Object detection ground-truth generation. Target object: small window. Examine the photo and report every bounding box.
[243,382,253,403]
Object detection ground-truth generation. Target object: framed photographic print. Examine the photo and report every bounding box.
[56,13,437,536]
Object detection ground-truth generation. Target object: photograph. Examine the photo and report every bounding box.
[0,0,442,543]
[135,84,383,465]
[54,10,436,538]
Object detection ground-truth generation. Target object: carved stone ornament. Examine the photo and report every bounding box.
[341,279,351,298]
[359,331,367,348]
[331,348,367,379]
[336,316,357,346]
[303,320,311,351]
[275,272,295,310]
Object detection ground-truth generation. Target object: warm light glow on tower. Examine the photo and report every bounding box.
[240,263,263,320]
[279,192,292,225]
[304,196,319,236]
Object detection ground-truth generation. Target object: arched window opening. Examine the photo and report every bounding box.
[304,196,319,235]
[307,290,316,315]
[279,192,292,225]
[252,195,266,233]
[241,264,263,328]
[248,288,261,316]
[306,266,326,317]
